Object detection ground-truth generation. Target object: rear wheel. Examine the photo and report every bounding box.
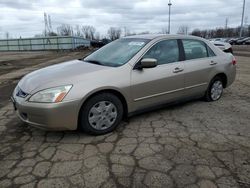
[79,93,123,135]
[205,76,224,102]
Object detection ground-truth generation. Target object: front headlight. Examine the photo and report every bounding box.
[29,85,72,103]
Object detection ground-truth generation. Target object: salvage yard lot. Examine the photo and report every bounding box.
[0,51,250,188]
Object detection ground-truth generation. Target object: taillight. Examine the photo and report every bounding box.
[232,57,237,65]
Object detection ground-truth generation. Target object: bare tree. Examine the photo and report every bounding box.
[123,27,130,37]
[161,27,168,34]
[5,32,10,39]
[107,27,121,41]
[34,34,44,37]
[177,25,189,35]
[82,25,96,40]
[190,25,250,39]
[191,29,202,37]
[57,24,73,36]
[48,32,57,36]
[95,32,100,40]
[137,31,150,35]
[215,28,224,38]
[126,31,137,36]
[75,25,82,37]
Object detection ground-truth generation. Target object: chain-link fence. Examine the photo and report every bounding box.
[0,36,90,51]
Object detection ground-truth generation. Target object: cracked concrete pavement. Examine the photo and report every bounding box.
[0,53,250,188]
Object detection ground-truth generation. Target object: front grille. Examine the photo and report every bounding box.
[16,87,28,98]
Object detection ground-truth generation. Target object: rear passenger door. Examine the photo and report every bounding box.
[182,39,216,96]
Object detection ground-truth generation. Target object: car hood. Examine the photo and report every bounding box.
[18,59,110,93]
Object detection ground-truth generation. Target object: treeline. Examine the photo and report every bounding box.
[191,26,250,38]
[36,24,123,41]
[39,24,152,41]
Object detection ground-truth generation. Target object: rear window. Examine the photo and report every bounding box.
[182,40,208,60]
[207,46,216,57]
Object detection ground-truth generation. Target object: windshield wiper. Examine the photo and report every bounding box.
[84,59,103,66]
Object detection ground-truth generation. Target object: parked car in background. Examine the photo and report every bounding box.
[210,38,223,42]
[228,38,237,45]
[210,41,233,54]
[209,38,228,43]
[91,39,112,48]
[11,34,236,134]
[229,37,243,45]
[245,38,250,45]
[237,37,250,45]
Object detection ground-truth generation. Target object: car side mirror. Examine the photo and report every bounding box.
[136,58,158,69]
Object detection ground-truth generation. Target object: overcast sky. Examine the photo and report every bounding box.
[0,0,249,38]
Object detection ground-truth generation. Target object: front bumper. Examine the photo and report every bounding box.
[12,95,81,131]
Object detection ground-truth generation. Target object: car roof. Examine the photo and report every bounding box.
[123,34,203,40]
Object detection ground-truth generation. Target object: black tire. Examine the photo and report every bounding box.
[205,76,224,102]
[79,93,123,135]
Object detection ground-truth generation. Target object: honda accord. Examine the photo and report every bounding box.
[11,34,236,134]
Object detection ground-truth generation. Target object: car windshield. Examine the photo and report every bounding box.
[84,38,150,67]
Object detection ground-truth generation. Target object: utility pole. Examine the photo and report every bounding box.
[225,18,228,30]
[225,18,228,37]
[168,0,172,34]
[48,15,52,33]
[124,27,127,37]
[240,0,246,37]
[44,12,48,36]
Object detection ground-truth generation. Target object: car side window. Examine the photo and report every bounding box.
[143,40,179,65]
[207,46,216,57]
[182,40,208,60]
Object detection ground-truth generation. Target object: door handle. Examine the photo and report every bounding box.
[210,61,217,65]
[173,67,184,73]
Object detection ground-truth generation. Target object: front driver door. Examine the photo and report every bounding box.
[131,39,185,111]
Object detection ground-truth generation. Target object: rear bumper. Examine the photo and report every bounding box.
[226,64,237,88]
[12,96,81,131]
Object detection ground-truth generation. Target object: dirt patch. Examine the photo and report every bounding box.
[0,50,92,106]
[0,51,90,76]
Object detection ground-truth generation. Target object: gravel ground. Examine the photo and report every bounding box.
[0,53,249,188]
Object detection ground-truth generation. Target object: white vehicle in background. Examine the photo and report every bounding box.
[210,40,233,54]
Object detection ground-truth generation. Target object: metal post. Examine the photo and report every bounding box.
[57,37,59,51]
[43,38,45,50]
[168,0,172,34]
[6,39,9,51]
[30,39,32,51]
[44,13,47,36]
[18,39,20,51]
[240,0,246,37]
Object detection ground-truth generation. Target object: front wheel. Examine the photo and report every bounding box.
[79,93,123,135]
[205,77,224,102]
